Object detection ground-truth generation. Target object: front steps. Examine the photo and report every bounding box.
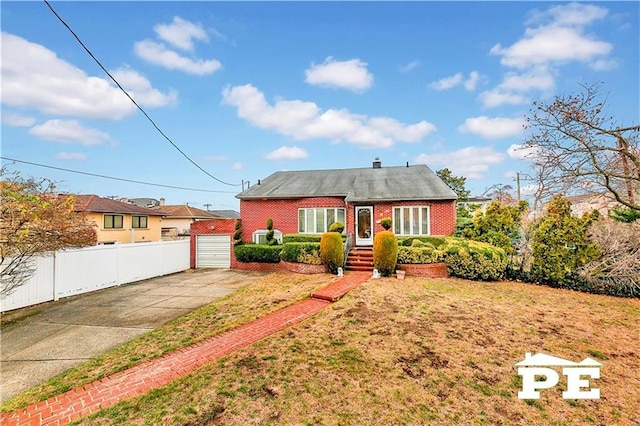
[345,247,374,272]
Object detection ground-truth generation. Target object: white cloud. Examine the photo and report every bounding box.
[400,60,420,73]
[430,72,463,91]
[508,143,539,160]
[110,67,177,107]
[415,146,505,179]
[154,16,208,52]
[478,89,528,108]
[55,152,87,161]
[499,69,555,92]
[29,119,112,146]
[222,84,436,149]
[589,58,618,71]
[0,32,162,120]
[526,2,609,27]
[2,112,36,127]
[232,162,244,171]
[430,71,481,91]
[134,40,222,76]
[305,57,374,92]
[265,146,309,160]
[458,116,525,139]
[464,71,481,91]
[490,3,612,69]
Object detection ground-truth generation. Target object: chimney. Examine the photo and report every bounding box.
[159,198,165,206]
[373,157,382,169]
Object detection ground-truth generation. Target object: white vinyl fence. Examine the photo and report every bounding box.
[1,240,190,312]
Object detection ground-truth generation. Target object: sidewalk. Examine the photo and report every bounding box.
[1,272,370,425]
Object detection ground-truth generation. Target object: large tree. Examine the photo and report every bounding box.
[436,168,470,201]
[1,169,97,297]
[522,82,640,211]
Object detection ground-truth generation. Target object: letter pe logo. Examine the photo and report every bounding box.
[516,352,602,400]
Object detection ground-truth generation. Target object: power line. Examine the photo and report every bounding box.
[42,0,241,187]
[1,157,237,194]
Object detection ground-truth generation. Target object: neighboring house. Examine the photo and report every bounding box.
[211,209,240,219]
[563,193,620,217]
[235,159,458,247]
[73,195,166,244]
[157,205,225,238]
[458,195,493,214]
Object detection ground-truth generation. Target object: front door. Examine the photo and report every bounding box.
[355,206,373,246]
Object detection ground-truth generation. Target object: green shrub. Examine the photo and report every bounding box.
[280,242,322,265]
[442,237,507,281]
[397,246,445,264]
[399,236,446,248]
[265,218,278,246]
[320,232,344,274]
[283,234,322,243]
[233,220,243,246]
[529,196,599,284]
[373,230,399,277]
[379,217,392,230]
[234,244,282,263]
[328,222,345,233]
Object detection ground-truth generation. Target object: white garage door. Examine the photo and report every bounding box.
[196,235,231,268]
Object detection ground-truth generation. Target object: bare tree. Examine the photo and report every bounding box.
[523,82,640,211]
[581,218,640,291]
[1,168,97,297]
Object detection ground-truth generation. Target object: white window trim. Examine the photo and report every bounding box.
[392,206,431,236]
[298,207,346,234]
[252,229,283,244]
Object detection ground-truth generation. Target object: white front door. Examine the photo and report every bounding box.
[355,206,373,246]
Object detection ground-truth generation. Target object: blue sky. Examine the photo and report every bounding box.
[2,1,638,211]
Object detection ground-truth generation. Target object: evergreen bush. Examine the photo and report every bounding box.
[373,230,398,277]
[233,220,243,246]
[328,221,345,233]
[320,232,344,274]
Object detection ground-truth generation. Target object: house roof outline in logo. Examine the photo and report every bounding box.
[516,352,602,367]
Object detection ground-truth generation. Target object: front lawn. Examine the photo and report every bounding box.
[4,274,639,425]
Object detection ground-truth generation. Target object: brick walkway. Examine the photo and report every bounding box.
[1,272,370,426]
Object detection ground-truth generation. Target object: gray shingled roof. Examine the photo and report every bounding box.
[236,165,457,202]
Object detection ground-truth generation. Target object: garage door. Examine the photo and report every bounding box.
[196,235,231,268]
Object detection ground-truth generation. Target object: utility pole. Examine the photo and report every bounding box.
[516,172,521,201]
[203,203,212,211]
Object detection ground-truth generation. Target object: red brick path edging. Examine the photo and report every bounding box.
[1,272,370,426]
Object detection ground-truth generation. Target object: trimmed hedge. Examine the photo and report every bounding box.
[398,236,446,248]
[280,242,322,265]
[234,244,282,263]
[397,246,445,264]
[397,236,507,281]
[283,234,322,243]
[443,238,507,281]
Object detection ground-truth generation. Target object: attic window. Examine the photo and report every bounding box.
[252,229,283,245]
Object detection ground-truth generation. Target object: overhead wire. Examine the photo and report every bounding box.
[1,157,237,194]
[42,0,242,187]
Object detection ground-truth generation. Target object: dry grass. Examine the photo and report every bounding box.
[64,276,639,425]
[1,273,336,412]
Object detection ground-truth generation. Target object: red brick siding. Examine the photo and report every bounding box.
[239,197,345,242]
[240,198,456,241]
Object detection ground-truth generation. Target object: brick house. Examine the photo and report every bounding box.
[190,160,457,270]
[237,159,457,247]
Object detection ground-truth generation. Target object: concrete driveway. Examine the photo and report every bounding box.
[0,269,268,403]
